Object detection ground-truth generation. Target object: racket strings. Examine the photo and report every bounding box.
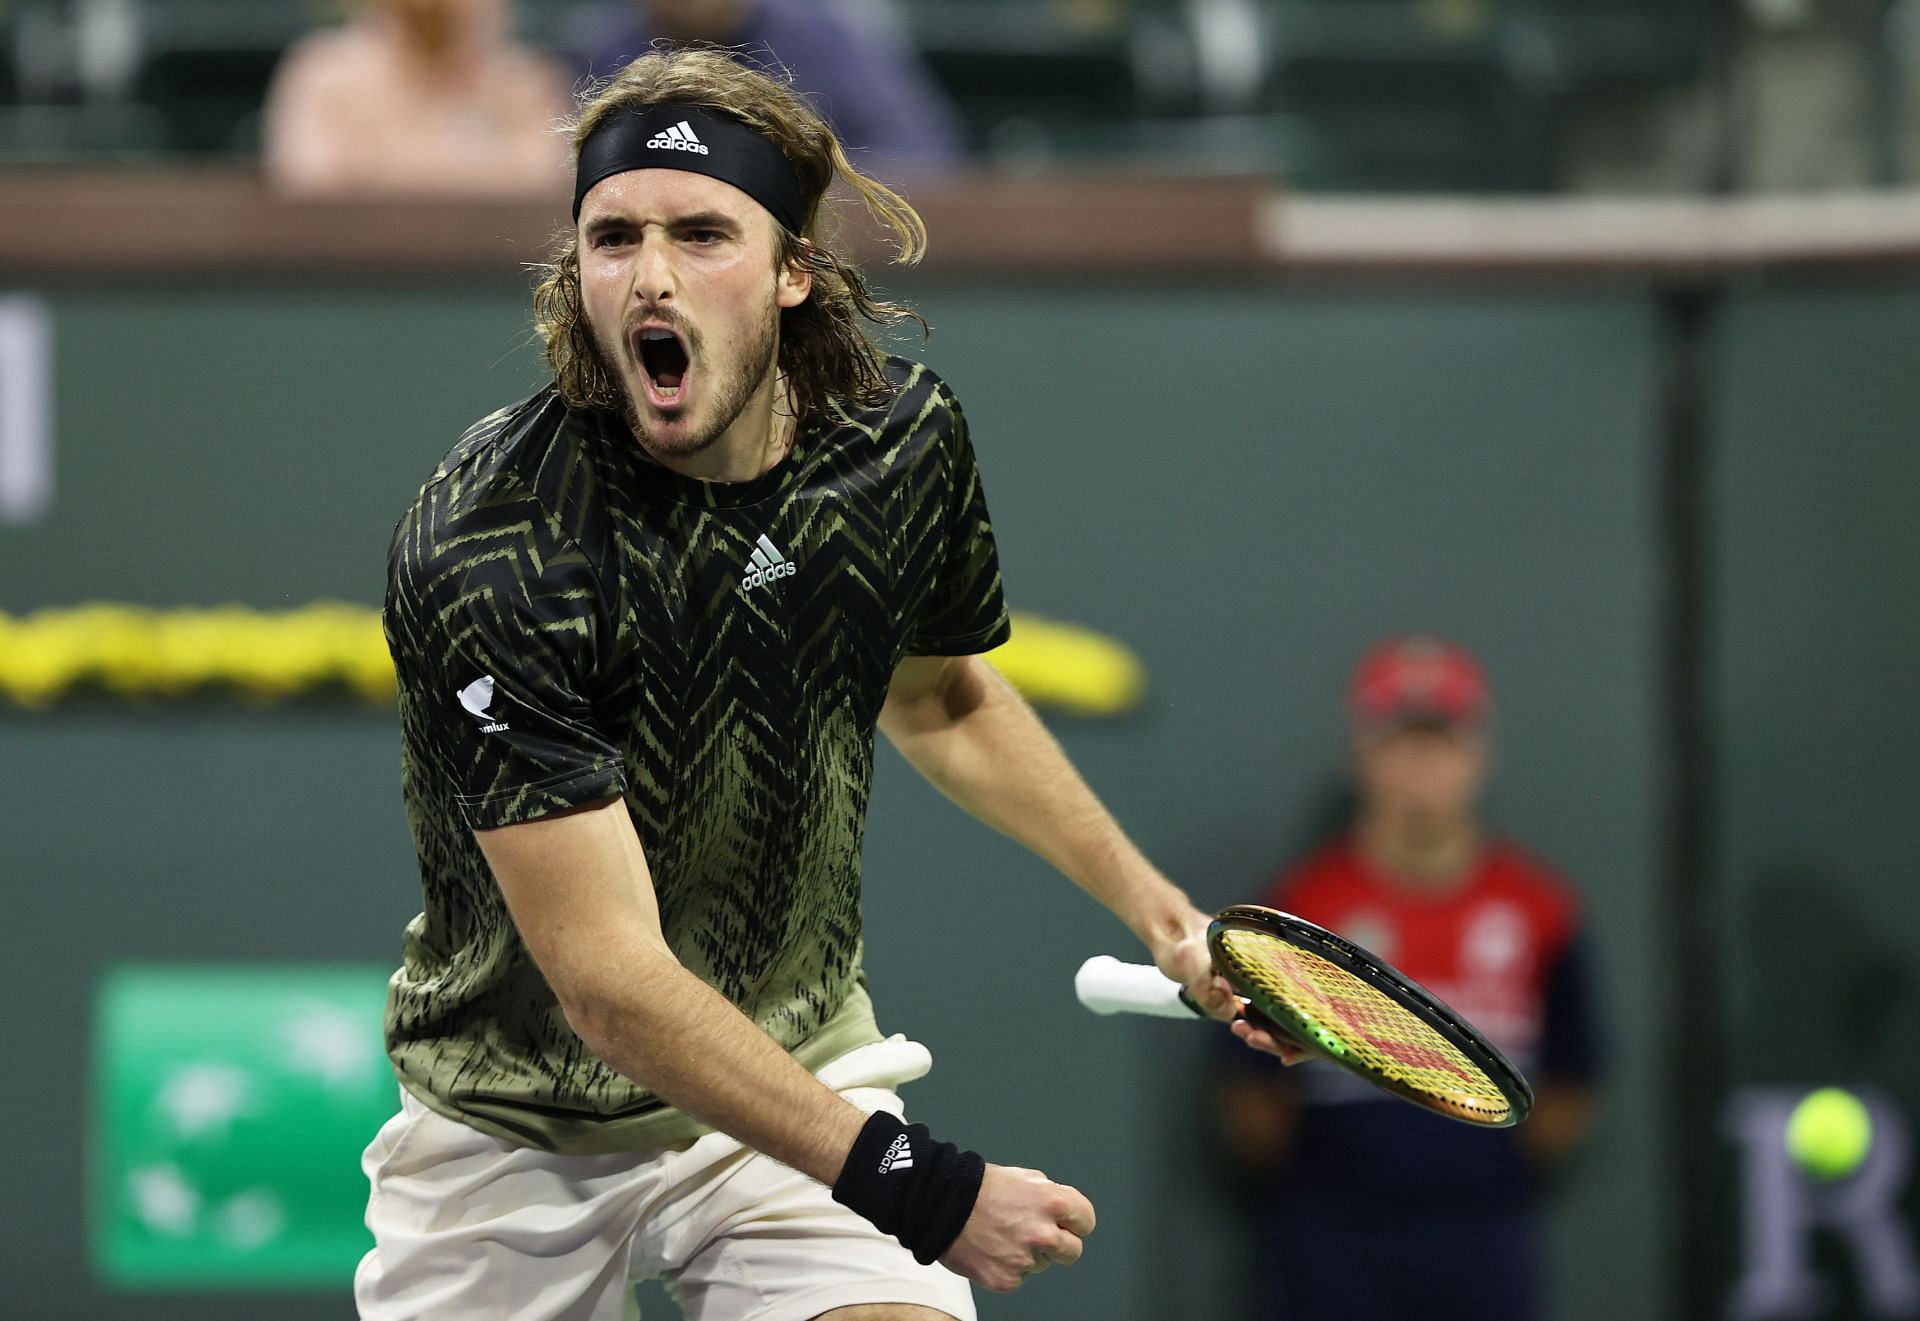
[1216,930,1513,1123]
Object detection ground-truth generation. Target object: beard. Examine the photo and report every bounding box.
[599,293,780,462]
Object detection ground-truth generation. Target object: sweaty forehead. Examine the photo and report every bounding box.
[577,168,771,230]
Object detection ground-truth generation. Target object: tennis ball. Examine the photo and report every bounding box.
[1785,1087,1872,1180]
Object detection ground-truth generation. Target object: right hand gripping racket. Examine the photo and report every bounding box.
[1076,905,1533,1128]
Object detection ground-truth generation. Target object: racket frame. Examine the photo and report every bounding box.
[1209,904,1535,1127]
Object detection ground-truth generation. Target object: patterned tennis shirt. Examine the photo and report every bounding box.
[381,358,1009,1153]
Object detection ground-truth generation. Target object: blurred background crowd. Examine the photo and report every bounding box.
[7,0,1920,191]
[2,3,1916,1321]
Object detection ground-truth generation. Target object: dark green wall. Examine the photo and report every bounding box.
[6,274,1900,1320]
[1708,290,1920,1319]
[16,289,550,610]
[1715,290,1920,1090]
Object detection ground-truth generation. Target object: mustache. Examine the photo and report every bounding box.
[622,305,697,348]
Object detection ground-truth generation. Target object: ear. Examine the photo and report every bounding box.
[776,237,814,310]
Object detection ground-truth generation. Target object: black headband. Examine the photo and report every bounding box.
[572,104,808,234]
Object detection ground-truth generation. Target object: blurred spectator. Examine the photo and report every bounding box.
[263,0,571,197]
[1214,635,1602,1321]
[566,0,964,181]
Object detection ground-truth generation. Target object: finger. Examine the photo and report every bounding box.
[1231,1020,1283,1053]
[1053,1184,1096,1237]
[1235,1002,1305,1049]
[1231,1018,1305,1062]
[1188,974,1238,1021]
[1045,1228,1085,1267]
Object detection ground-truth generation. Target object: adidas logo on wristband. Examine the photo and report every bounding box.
[834,1111,984,1265]
[879,1133,914,1173]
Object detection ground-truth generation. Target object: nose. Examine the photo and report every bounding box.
[633,231,677,304]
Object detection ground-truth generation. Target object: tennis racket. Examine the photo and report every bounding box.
[1076,905,1532,1128]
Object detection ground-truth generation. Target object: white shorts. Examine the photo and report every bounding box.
[354,1037,976,1321]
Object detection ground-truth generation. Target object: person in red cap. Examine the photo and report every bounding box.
[1212,634,1603,1321]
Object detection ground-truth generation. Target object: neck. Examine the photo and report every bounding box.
[637,371,795,484]
[1356,810,1480,891]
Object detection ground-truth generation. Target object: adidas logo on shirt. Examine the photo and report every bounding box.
[878,1133,914,1174]
[646,121,710,156]
[740,534,797,593]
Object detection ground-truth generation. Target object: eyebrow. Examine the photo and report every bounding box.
[581,215,628,243]
[669,211,740,233]
[581,210,741,241]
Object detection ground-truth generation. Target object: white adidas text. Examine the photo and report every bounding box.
[878,1133,914,1174]
[740,561,795,591]
[646,121,710,155]
[740,534,797,593]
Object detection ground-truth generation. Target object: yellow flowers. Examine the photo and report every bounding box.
[0,604,1145,716]
[988,615,1147,718]
[0,603,396,707]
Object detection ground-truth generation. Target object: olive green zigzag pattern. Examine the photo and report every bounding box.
[586,363,951,1050]
[385,396,626,1116]
[378,363,998,1119]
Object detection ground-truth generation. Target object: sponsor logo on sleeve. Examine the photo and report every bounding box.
[457,675,510,734]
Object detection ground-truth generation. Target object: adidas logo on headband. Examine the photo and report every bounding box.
[574,104,805,230]
[645,121,710,156]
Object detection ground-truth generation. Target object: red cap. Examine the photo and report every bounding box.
[1348,635,1492,732]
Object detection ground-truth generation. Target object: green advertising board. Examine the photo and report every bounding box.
[90,965,395,1288]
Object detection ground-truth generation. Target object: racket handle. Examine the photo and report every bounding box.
[1075,955,1203,1020]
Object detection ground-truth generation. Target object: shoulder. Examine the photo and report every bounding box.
[1268,837,1362,908]
[389,389,607,585]
[270,25,377,96]
[897,357,964,414]
[400,389,561,524]
[814,358,970,478]
[827,356,960,436]
[1481,840,1584,931]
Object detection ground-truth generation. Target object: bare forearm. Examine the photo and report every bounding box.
[883,657,1195,948]
[564,948,865,1184]
[476,804,864,1186]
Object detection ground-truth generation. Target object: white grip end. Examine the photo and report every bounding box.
[1074,955,1194,1020]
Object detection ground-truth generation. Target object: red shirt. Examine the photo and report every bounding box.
[1267,835,1584,1077]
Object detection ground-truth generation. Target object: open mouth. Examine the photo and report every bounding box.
[636,326,691,408]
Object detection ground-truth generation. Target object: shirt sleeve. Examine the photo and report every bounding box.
[1540,928,1603,1085]
[386,487,628,831]
[905,389,1013,656]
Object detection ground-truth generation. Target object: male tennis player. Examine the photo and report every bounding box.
[365,48,1282,1321]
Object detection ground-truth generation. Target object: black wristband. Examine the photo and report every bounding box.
[831,1110,986,1265]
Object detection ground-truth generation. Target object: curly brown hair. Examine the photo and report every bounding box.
[532,47,929,422]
